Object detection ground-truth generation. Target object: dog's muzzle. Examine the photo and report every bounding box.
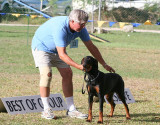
[82,64,92,72]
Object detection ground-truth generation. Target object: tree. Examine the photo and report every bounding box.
[48,0,59,15]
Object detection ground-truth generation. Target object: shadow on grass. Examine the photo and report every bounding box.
[130,113,160,124]
[100,113,160,123]
[106,113,160,123]
[53,115,67,120]
[135,100,150,103]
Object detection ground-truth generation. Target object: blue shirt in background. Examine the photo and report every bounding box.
[32,16,90,54]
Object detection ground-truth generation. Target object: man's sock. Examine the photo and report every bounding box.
[41,97,50,110]
[66,96,76,111]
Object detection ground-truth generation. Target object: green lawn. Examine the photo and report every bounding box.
[0,26,160,125]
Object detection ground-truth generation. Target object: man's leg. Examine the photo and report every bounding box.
[40,87,50,110]
[57,67,87,119]
[40,87,50,97]
[57,67,75,111]
[39,66,55,119]
[57,68,73,97]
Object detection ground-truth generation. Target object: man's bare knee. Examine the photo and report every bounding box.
[58,68,73,80]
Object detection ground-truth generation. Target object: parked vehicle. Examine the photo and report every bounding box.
[0,0,12,12]
[12,0,49,11]
[0,0,72,15]
[0,0,49,13]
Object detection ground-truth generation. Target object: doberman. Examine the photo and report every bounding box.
[81,56,130,124]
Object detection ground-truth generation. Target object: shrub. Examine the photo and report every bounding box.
[112,7,151,23]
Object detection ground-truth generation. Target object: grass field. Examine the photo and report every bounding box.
[0,26,160,125]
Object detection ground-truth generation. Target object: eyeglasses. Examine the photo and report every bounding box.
[79,22,87,27]
[74,20,87,27]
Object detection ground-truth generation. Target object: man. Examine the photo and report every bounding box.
[32,9,115,119]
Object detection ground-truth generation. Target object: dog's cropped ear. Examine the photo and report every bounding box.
[81,58,85,64]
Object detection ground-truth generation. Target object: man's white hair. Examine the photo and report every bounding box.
[69,9,89,23]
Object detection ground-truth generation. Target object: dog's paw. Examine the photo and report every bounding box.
[126,117,131,120]
[97,121,103,124]
[86,119,92,122]
[107,115,113,117]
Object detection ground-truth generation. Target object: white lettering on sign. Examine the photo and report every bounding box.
[104,88,135,104]
[1,93,67,115]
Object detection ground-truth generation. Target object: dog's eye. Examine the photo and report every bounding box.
[84,65,90,69]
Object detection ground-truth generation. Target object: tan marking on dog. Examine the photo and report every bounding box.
[94,86,100,94]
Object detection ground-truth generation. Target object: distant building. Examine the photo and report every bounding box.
[72,0,159,13]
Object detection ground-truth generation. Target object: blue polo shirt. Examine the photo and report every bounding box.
[32,16,90,54]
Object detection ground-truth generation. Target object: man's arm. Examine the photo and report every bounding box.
[83,40,115,73]
[56,46,83,70]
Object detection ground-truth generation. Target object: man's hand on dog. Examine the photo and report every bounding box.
[80,63,115,73]
[103,64,115,73]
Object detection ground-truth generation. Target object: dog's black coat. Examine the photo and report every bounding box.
[81,56,130,123]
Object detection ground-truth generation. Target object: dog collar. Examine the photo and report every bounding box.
[90,72,100,82]
[84,72,100,82]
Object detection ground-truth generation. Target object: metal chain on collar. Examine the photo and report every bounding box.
[82,70,100,94]
[90,72,100,82]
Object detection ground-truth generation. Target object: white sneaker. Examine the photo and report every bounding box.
[41,108,55,119]
[66,109,88,119]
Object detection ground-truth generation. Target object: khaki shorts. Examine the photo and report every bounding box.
[32,49,70,68]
